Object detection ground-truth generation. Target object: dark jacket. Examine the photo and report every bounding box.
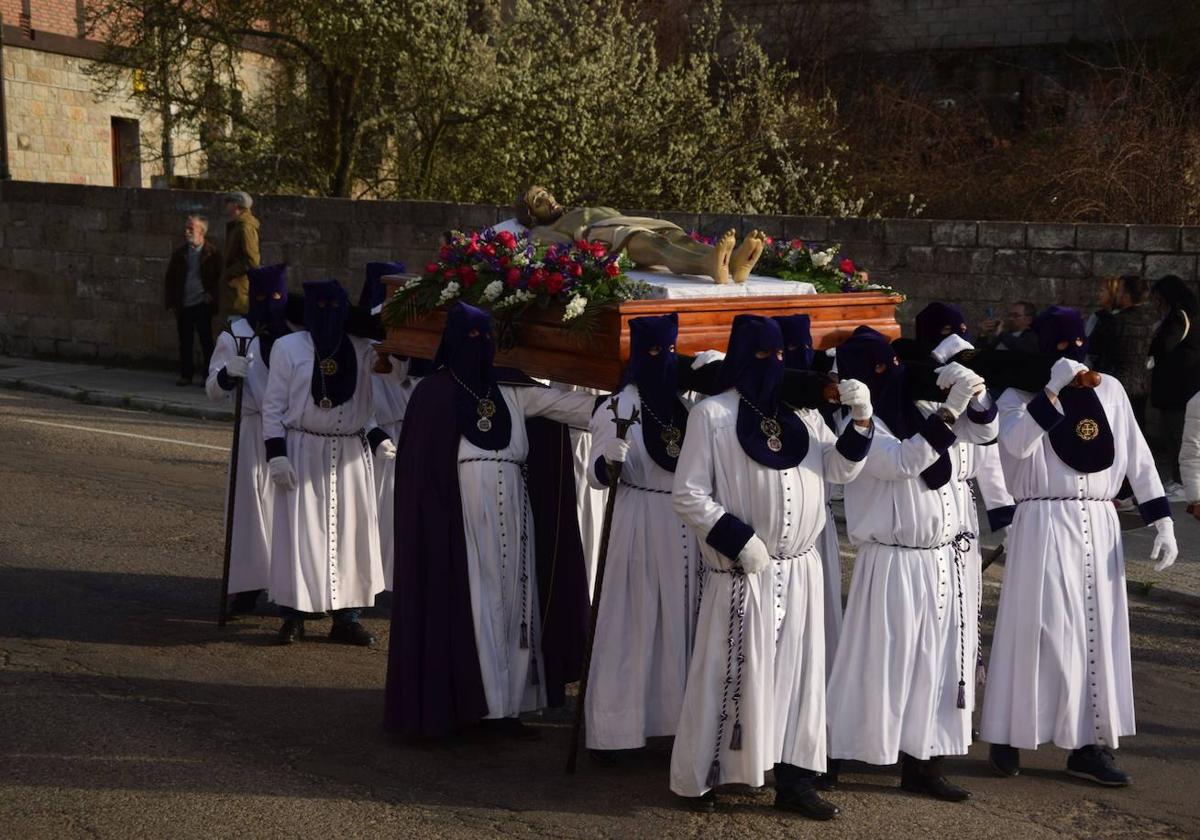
[1150,306,1200,410]
[1100,302,1158,400]
[981,329,1039,355]
[220,211,261,317]
[163,240,221,311]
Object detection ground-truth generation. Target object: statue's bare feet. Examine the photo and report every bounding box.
[705,230,735,284]
[730,230,767,284]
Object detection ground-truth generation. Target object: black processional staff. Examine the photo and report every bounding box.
[218,331,254,626]
[566,397,640,775]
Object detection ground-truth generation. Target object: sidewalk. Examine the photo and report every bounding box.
[0,356,233,421]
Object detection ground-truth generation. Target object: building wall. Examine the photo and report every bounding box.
[2,181,1198,368]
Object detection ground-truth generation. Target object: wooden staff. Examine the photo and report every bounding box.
[566,397,640,774]
[218,332,253,626]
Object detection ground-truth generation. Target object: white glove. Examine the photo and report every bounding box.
[225,355,249,379]
[376,439,397,461]
[943,374,984,417]
[735,534,772,574]
[691,349,726,370]
[268,456,297,490]
[1047,357,1088,396]
[1150,518,1178,572]
[837,378,872,421]
[600,438,631,463]
[931,334,974,365]
[934,362,973,391]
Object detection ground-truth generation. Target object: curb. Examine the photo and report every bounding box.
[0,376,234,422]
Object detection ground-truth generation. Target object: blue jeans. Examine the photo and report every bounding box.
[279,606,360,624]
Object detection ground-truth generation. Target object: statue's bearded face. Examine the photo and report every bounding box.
[524,186,563,223]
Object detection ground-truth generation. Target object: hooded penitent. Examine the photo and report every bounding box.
[914,302,970,354]
[774,314,815,371]
[715,315,808,469]
[246,263,290,366]
[303,279,356,409]
[361,261,407,312]
[1034,306,1114,473]
[837,325,954,489]
[620,313,687,471]
[432,302,513,450]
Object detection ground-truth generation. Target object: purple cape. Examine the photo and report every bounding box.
[382,369,589,738]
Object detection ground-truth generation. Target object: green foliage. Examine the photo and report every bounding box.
[89,0,867,213]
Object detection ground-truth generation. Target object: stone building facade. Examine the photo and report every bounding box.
[0,0,270,187]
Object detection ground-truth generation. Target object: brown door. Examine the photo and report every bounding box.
[110,118,141,187]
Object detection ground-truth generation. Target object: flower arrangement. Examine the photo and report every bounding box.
[687,231,899,296]
[382,227,652,335]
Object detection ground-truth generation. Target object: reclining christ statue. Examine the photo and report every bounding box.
[514,186,766,285]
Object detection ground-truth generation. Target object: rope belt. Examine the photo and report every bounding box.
[618,481,672,495]
[870,532,976,710]
[285,425,365,439]
[1016,496,1112,503]
[704,547,813,789]
[458,456,539,687]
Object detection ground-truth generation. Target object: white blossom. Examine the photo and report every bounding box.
[437,281,461,304]
[811,249,834,268]
[563,295,588,321]
[482,280,504,302]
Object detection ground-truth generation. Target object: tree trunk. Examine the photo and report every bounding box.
[160,99,175,183]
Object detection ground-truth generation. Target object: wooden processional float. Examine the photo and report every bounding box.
[376,276,905,391]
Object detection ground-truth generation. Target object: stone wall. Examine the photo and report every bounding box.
[2,180,1199,367]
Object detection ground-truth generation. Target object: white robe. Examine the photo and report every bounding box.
[371,358,418,590]
[827,404,998,765]
[456,384,596,719]
[669,392,869,797]
[206,319,273,595]
[262,333,385,613]
[584,385,701,750]
[980,377,1166,751]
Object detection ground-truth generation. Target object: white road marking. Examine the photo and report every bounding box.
[15,418,228,452]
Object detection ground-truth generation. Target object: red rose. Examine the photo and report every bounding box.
[442,269,456,280]
[764,236,774,245]
[569,263,583,278]
[483,244,496,257]
[465,241,479,255]
[546,273,565,294]
[496,231,517,251]
[458,266,477,286]
[574,239,589,251]
[590,242,607,259]
[425,262,439,275]
[506,267,522,286]
[839,258,855,274]
[499,255,510,268]
[528,268,547,290]
[790,239,804,250]
[604,261,620,277]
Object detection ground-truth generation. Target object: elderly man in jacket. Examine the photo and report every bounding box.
[219,190,261,319]
[164,214,221,386]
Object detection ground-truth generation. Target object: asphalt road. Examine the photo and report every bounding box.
[1,389,1198,839]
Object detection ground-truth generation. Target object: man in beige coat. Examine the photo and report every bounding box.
[220,190,261,318]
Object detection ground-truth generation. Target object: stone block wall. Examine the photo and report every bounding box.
[2,180,1199,367]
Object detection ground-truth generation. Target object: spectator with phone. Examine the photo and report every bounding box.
[978,301,1038,354]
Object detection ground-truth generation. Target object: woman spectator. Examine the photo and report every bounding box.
[1149,275,1200,496]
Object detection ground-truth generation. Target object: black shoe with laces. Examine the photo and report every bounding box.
[679,790,716,813]
[1066,745,1130,786]
[774,787,841,820]
[989,743,1021,777]
[277,618,305,645]
[328,621,376,647]
[899,754,972,802]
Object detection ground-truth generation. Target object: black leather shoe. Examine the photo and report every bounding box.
[774,787,841,820]
[989,743,1021,777]
[277,619,304,645]
[229,589,262,615]
[680,791,716,813]
[480,718,541,740]
[328,622,376,647]
[813,758,841,791]
[900,754,972,802]
[1066,745,1130,787]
